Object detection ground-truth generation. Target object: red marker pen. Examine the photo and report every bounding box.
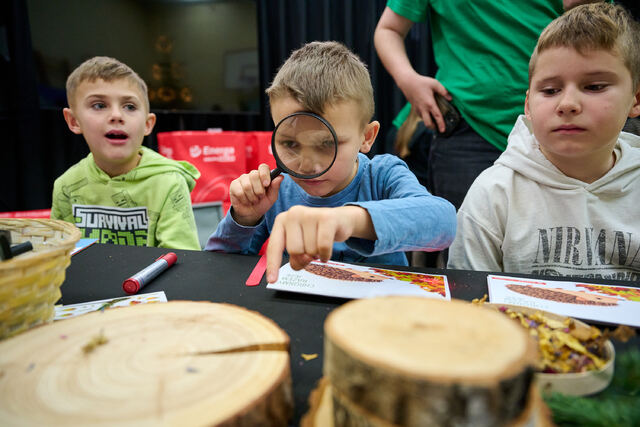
[122,252,177,295]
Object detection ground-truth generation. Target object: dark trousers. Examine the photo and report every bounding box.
[426,118,503,267]
[428,118,503,210]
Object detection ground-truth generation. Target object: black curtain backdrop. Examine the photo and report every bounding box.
[1,0,433,212]
[256,0,434,152]
[1,0,44,212]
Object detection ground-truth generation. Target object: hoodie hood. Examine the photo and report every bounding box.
[88,146,200,191]
[496,115,640,195]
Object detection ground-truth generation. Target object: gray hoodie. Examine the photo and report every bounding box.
[448,115,640,282]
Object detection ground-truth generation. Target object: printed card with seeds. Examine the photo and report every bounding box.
[267,260,450,300]
[487,275,640,327]
[54,291,168,320]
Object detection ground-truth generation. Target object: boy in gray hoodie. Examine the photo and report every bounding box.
[448,3,640,281]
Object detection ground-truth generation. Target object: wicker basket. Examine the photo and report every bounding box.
[0,219,81,340]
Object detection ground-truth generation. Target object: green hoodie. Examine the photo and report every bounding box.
[52,146,201,250]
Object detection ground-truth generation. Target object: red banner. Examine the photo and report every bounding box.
[0,209,52,219]
[158,131,247,204]
[245,131,276,172]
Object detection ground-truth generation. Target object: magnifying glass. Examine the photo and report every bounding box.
[270,112,338,180]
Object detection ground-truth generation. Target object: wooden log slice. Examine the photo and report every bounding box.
[0,301,292,426]
[324,297,538,427]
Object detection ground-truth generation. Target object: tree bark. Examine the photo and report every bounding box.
[323,297,539,427]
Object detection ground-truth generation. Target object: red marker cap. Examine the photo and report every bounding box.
[122,278,141,294]
[157,252,178,266]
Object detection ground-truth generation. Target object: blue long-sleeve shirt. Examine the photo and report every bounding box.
[205,153,456,266]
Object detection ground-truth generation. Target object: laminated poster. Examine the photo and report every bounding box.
[267,260,450,300]
[54,291,168,321]
[487,274,640,327]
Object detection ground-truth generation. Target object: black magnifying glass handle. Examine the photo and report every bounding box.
[270,167,282,181]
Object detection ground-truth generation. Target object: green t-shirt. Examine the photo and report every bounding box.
[392,102,412,130]
[51,146,201,250]
[387,0,563,150]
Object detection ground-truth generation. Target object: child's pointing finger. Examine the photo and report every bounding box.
[266,220,286,283]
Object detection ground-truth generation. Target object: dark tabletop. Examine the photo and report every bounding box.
[60,243,640,424]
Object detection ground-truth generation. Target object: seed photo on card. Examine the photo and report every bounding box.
[267,260,450,300]
[487,275,640,327]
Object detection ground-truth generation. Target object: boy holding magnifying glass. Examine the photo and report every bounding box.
[206,41,456,282]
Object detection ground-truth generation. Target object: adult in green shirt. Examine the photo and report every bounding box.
[374,0,593,209]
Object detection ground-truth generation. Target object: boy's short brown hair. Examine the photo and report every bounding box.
[266,41,375,126]
[66,56,150,111]
[529,3,640,90]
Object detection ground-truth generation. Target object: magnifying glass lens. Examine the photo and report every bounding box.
[272,113,338,179]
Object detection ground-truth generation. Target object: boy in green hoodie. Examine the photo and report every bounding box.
[51,56,201,250]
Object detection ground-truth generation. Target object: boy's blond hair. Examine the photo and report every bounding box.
[266,41,374,126]
[529,3,640,89]
[66,56,150,111]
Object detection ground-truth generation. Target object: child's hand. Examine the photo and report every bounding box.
[266,205,376,283]
[229,164,283,226]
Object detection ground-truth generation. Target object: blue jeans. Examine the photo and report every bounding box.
[427,118,503,210]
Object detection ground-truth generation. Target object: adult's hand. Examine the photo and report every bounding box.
[398,72,451,133]
[374,6,451,133]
